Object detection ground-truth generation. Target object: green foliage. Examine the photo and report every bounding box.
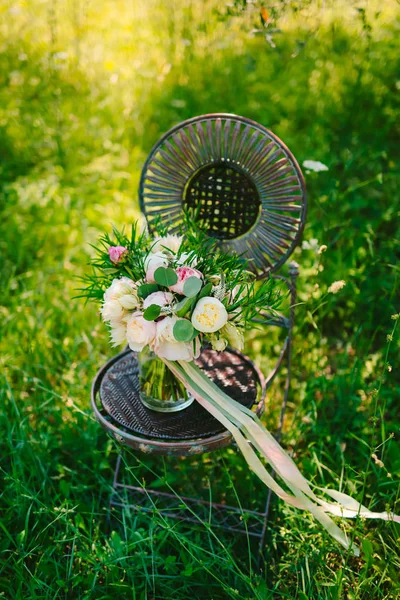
[154,266,179,287]
[173,319,196,342]
[183,276,203,298]
[137,282,159,299]
[175,295,196,317]
[0,0,399,598]
[143,303,162,321]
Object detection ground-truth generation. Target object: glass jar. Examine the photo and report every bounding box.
[137,349,194,412]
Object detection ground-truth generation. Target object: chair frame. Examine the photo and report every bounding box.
[93,113,306,560]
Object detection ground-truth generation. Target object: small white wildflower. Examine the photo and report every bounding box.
[303,160,329,172]
[371,453,385,469]
[318,244,328,254]
[302,238,319,252]
[328,280,346,294]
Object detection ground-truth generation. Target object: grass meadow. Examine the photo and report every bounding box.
[0,0,399,598]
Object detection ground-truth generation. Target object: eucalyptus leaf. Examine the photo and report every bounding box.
[173,319,194,342]
[197,282,213,299]
[154,267,178,287]
[175,296,196,317]
[143,304,161,321]
[183,276,203,298]
[137,283,159,299]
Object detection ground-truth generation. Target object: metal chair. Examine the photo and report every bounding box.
[91,113,307,556]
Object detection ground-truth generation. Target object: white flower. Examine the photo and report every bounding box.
[154,316,200,361]
[303,160,329,172]
[109,320,127,347]
[101,299,126,322]
[126,312,156,352]
[191,297,228,333]
[302,238,319,252]
[119,294,139,309]
[143,291,173,309]
[328,280,346,294]
[151,235,183,255]
[102,277,139,323]
[104,277,137,302]
[144,251,168,283]
[220,322,244,351]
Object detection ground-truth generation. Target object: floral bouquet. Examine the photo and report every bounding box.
[83,219,279,411]
[82,218,399,555]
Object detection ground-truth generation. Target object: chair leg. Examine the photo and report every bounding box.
[258,262,299,563]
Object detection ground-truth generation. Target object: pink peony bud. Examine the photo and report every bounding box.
[108,246,128,264]
[169,266,203,295]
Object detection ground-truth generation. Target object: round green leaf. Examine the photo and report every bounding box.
[173,319,195,342]
[137,283,159,299]
[143,304,162,321]
[154,267,178,287]
[182,276,203,298]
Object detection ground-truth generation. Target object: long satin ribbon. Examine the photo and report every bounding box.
[162,359,399,556]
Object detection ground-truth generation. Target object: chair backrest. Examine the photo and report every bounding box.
[139,113,307,278]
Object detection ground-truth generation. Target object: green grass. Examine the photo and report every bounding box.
[1,0,399,597]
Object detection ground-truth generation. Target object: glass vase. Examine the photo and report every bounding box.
[137,349,194,412]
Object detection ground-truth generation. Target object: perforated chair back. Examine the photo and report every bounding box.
[139,113,307,278]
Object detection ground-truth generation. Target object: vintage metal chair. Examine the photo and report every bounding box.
[91,114,307,555]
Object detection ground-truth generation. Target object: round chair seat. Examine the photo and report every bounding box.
[91,347,265,456]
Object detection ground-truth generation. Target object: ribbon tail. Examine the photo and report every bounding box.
[165,359,360,555]
[178,360,399,529]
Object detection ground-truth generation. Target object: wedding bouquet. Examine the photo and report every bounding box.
[87,221,278,359]
[82,218,399,555]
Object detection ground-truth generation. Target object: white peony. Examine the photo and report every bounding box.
[154,316,200,361]
[101,299,126,322]
[143,291,173,309]
[151,235,183,255]
[126,312,156,352]
[191,297,228,333]
[144,251,168,283]
[104,277,137,302]
[109,320,127,347]
[102,277,139,323]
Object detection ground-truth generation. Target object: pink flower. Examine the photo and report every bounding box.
[126,312,156,352]
[169,266,203,295]
[144,252,168,283]
[143,291,173,309]
[108,246,128,264]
